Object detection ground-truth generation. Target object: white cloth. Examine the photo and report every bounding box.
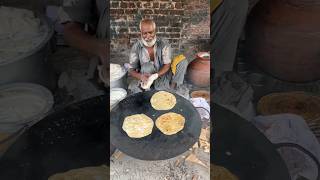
[253,114,320,180]
[213,72,255,121]
[0,6,48,63]
[190,97,210,120]
[141,73,159,90]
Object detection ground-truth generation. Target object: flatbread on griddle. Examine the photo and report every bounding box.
[122,114,154,138]
[155,112,185,135]
[150,91,176,110]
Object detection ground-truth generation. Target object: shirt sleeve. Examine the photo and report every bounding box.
[128,42,140,70]
[162,44,172,64]
[57,0,94,25]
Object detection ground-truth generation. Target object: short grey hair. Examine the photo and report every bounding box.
[139,19,156,31]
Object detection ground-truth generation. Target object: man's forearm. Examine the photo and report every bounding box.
[157,64,170,77]
[63,22,106,60]
[129,69,142,80]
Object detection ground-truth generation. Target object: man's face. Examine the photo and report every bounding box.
[141,23,156,42]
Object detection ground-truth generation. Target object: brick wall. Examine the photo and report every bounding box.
[110,0,210,61]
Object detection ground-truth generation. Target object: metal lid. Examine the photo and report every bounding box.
[110,88,127,109]
[0,83,54,132]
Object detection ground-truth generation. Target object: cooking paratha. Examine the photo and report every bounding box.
[156,112,185,135]
[122,114,154,138]
[48,165,109,180]
[212,164,238,180]
[150,91,176,110]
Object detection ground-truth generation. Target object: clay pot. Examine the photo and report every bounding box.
[246,0,320,82]
[187,52,210,87]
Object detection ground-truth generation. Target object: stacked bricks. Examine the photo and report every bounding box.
[110,0,210,57]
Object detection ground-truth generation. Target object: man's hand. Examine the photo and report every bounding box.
[128,69,151,83]
[141,73,159,89]
[140,73,150,83]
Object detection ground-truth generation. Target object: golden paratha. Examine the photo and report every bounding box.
[257,91,320,122]
[150,91,176,110]
[212,164,238,180]
[122,114,154,138]
[156,112,185,135]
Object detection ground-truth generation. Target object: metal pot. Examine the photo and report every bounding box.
[110,88,127,110]
[110,70,127,89]
[0,83,54,133]
[0,16,56,91]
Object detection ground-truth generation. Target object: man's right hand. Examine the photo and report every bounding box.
[140,73,150,83]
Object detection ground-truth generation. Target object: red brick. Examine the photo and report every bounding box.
[166,27,180,32]
[143,2,152,8]
[154,9,169,15]
[143,15,153,19]
[120,2,127,8]
[115,34,128,39]
[156,21,169,26]
[119,28,129,33]
[126,15,135,21]
[128,2,136,8]
[171,44,180,48]
[111,2,119,8]
[153,2,160,8]
[169,10,184,15]
[125,9,138,14]
[175,2,182,9]
[159,27,166,32]
[168,16,181,21]
[154,15,168,22]
[136,2,142,8]
[129,27,138,33]
[128,21,138,26]
[160,3,167,9]
[169,39,180,44]
[130,33,140,38]
[167,3,175,9]
[142,9,153,15]
[110,9,124,15]
[157,33,170,38]
[169,33,181,38]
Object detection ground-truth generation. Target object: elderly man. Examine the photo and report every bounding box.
[58,0,108,81]
[127,19,188,94]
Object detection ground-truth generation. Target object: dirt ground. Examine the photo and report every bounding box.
[110,148,210,180]
[49,47,211,180]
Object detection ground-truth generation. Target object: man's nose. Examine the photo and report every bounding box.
[146,33,152,39]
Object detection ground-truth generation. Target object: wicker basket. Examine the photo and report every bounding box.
[257,91,320,137]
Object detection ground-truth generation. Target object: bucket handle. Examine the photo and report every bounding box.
[275,142,320,180]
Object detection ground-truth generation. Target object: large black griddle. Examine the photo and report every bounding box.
[110,90,201,160]
[0,95,109,180]
[213,103,320,180]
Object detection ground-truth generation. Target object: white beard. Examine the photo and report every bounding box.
[141,36,157,47]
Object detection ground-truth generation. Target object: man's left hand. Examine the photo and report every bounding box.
[141,73,159,89]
